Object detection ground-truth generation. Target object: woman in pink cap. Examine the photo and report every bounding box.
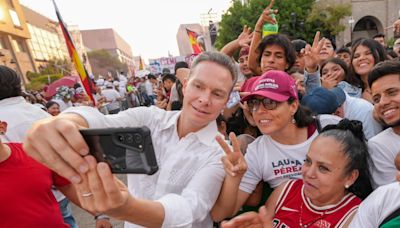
[211,70,341,221]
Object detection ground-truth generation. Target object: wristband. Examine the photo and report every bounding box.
[254,30,262,34]
[95,214,110,220]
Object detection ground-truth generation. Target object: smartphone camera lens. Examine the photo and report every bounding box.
[125,134,134,144]
[133,133,142,144]
[117,134,125,142]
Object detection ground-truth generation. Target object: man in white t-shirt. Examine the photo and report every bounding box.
[349,152,400,227]
[366,60,400,188]
[301,86,382,139]
[23,52,239,228]
[102,82,122,114]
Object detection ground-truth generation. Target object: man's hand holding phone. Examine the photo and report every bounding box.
[24,114,91,184]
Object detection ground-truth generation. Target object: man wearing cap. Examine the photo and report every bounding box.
[367,60,400,188]
[301,87,382,139]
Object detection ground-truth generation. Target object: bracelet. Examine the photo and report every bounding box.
[94,214,110,220]
[254,30,262,34]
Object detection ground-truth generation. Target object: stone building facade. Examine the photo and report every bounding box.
[336,0,400,47]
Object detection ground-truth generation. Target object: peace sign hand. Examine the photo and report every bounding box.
[216,132,248,178]
[302,31,326,73]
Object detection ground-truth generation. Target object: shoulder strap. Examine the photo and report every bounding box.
[380,207,400,227]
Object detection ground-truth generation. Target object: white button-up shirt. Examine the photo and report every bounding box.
[66,106,225,228]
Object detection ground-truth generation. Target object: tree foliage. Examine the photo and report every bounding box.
[307,0,352,37]
[215,0,351,49]
[87,49,128,78]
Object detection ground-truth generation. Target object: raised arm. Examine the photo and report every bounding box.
[248,0,277,75]
[220,25,253,57]
[211,132,250,221]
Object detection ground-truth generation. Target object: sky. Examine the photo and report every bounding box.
[20,0,233,61]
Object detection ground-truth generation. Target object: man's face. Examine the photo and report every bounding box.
[293,52,305,71]
[238,55,252,76]
[374,37,386,48]
[163,79,174,92]
[260,45,288,73]
[371,74,400,133]
[336,52,351,66]
[150,78,158,84]
[181,61,233,131]
[0,121,7,135]
[319,40,335,62]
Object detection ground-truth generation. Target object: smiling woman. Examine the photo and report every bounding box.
[220,119,373,228]
[210,70,342,222]
[349,38,388,102]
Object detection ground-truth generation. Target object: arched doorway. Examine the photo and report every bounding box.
[353,16,383,40]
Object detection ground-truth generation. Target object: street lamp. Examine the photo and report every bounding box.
[348,16,355,43]
[290,12,297,38]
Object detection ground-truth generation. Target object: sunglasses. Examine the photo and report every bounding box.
[247,98,280,112]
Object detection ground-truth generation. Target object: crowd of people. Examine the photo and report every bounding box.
[1,1,400,227]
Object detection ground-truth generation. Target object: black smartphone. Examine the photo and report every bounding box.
[80,127,158,175]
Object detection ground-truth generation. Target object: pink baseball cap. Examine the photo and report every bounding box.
[240,76,260,92]
[241,70,298,102]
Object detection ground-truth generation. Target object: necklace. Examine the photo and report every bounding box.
[299,202,326,228]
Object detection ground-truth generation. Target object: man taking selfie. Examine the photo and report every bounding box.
[24,51,238,228]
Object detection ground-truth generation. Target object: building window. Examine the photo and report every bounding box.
[9,9,21,27]
[12,39,26,52]
[0,37,7,50]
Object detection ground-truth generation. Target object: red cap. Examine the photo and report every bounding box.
[242,70,298,102]
[239,46,250,58]
[240,76,260,92]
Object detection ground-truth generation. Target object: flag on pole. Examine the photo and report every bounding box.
[186,28,203,54]
[139,56,144,70]
[52,0,95,105]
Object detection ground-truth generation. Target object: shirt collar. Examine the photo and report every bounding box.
[0,96,26,106]
[160,111,219,146]
[160,110,181,131]
[193,120,219,146]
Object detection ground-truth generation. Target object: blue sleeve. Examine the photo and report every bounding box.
[304,67,321,94]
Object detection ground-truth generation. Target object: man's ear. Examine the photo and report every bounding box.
[182,78,188,95]
[0,121,8,135]
[176,68,190,83]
